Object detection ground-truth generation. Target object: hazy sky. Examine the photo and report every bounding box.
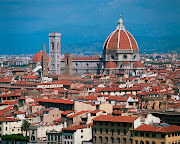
[0,0,179,54]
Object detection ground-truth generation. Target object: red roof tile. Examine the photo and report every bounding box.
[134,124,180,133]
[62,125,87,131]
[93,115,137,123]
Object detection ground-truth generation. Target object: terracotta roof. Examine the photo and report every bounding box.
[84,95,97,101]
[122,62,129,65]
[21,76,38,79]
[134,124,180,133]
[133,61,144,68]
[104,28,138,51]
[0,117,20,122]
[93,115,137,123]
[62,125,87,131]
[61,110,74,115]
[37,99,74,104]
[105,61,117,69]
[67,111,88,118]
[32,51,49,63]
[90,110,102,114]
[14,111,24,114]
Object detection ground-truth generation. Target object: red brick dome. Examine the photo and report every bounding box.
[103,16,138,51]
[133,61,144,68]
[33,51,49,63]
[122,62,129,65]
[105,61,117,69]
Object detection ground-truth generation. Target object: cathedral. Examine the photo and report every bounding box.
[33,16,144,77]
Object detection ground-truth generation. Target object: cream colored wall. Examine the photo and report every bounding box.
[74,101,96,112]
[43,108,62,123]
[166,133,180,144]
[0,120,22,136]
[99,103,113,114]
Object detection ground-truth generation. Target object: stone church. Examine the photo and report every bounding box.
[33,16,145,76]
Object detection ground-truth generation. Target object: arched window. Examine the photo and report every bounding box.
[105,137,108,143]
[140,140,144,144]
[146,141,150,144]
[135,140,138,144]
[152,141,156,144]
[94,136,96,142]
[31,136,35,141]
[111,137,114,144]
[99,136,102,143]
[51,43,54,50]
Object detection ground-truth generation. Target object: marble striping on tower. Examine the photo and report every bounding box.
[49,32,61,75]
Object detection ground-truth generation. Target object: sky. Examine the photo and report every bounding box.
[0,0,179,55]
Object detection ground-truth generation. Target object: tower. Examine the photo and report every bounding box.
[65,53,72,75]
[49,32,61,75]
[42,44,48,77]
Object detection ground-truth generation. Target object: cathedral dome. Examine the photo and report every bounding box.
[105,61,117,69]
[103,16,138,51]
[33,51,49,63]
[133,61,144,68]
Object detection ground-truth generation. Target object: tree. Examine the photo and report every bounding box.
[21,120,30,137]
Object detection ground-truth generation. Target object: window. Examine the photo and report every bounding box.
[51,135,53,141]
[111,137,114,144]
[100,122,102,125]
[152,141,156,144]
[112,129,114,136]
[105,137,108,143]
[168,134,170,137]
[100,128,102,134]
[106,122,108,126]
[146,141,149,144]
[6,127,7,131]
[111,55,114,59]
[152,133,156,137]
[135,140,138,144]
[52,43,54,50]
[117,123,120,126]
[106,129,108,134]
[123,55,127,59]
[161,134,165,138]
[117,138,120,144]
[0,127,1,131]
[81,136,83,138]
[94,136,96,142]
[161,142,165,144]
[111,122,114,126]
[118,129,120,135]
[123,138,126,144]
[124,130,126,136]
[135,132,138,136]
[124,123,126,127]
[140,132,144,137]
[140,141,144,144]
[81,130,83,133]
[99,136,102,143]
[146,133,149,137]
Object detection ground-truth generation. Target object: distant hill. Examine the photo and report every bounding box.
[61,35,180,55]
